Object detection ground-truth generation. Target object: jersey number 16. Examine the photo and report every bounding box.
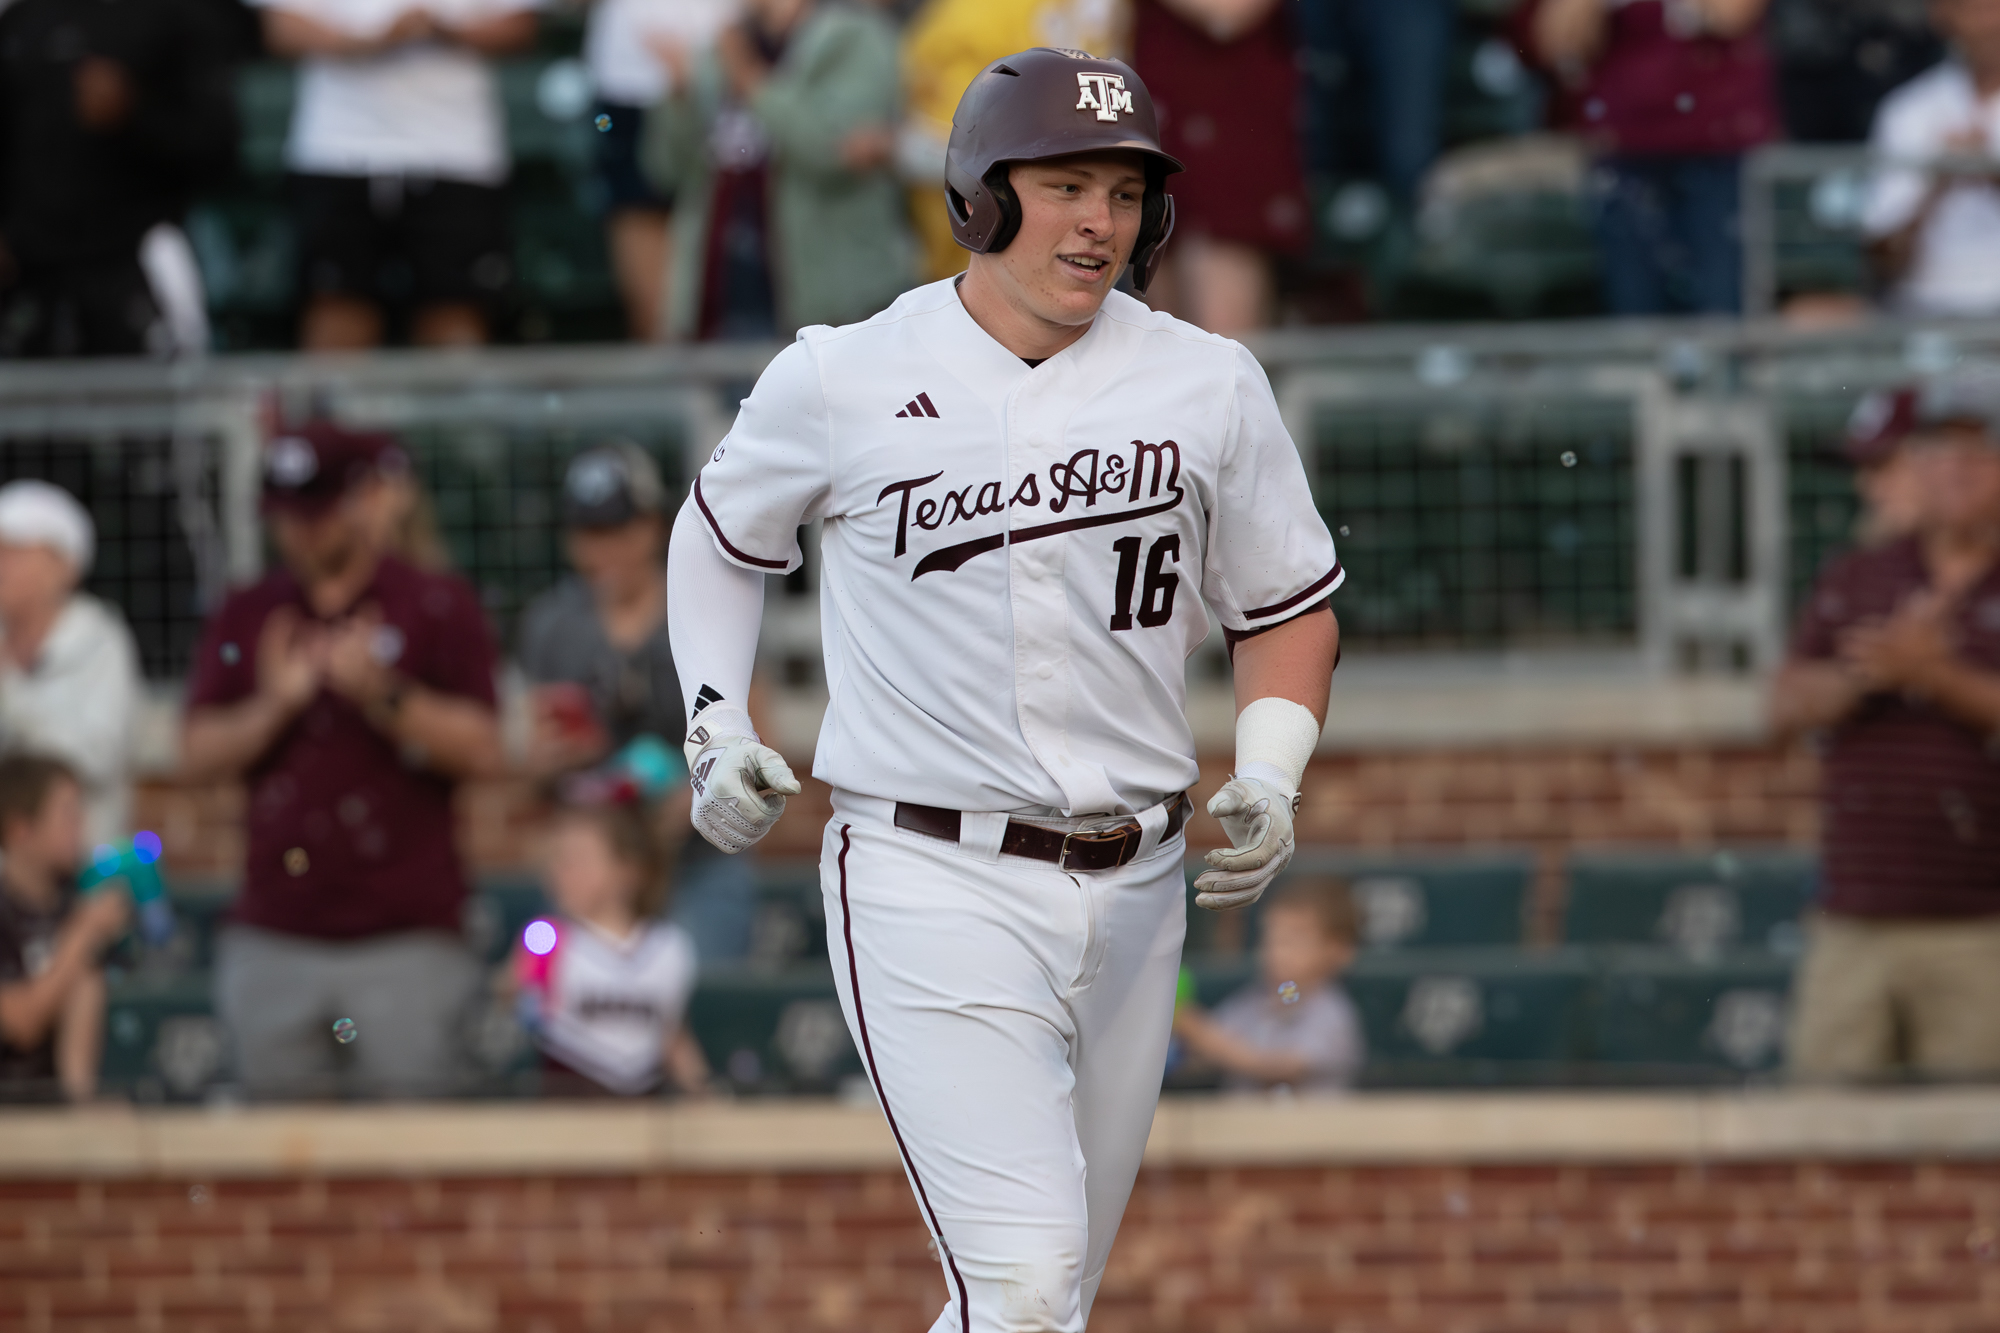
[1108,534,1180,631]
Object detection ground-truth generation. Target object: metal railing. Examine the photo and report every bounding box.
[5,318,1997,692]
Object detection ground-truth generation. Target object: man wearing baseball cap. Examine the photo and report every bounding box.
[181,421,502,1098]
[1774,372,2000,1081]
[1840,386,1928,548]
[0,480,141,847]
[516,442,756,963]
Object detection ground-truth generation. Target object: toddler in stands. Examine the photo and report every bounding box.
[507,796,709,1097]
[1173,875,1367,1093]
[0,755,128,1102]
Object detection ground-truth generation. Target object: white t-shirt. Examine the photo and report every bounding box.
[0,594,140,848]
[692,279,1341,815]
[256,0,545,184]
[585,0,738,108]
[535,917,698,1094]
[1862,61,2000,316]
[1211,980,1365,1093]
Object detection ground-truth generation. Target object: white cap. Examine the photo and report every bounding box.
[0,480,94,574]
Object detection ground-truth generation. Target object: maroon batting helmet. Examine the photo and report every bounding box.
[944,48,1183,294]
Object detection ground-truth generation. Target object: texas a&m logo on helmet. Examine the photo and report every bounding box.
[1075,72,1134,123]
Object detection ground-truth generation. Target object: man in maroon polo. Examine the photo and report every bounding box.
[182,423,501,1098]
[1774,374,2000,1080]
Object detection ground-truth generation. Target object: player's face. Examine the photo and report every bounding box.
[994,152,1148,326]
[268,482,376,583]
[544,815,638,925]
[5,776,83,877]
[1934,0,2000,46]
[1911,426,2000,536]
[567,516,665,602]
[1257,903,1354,994]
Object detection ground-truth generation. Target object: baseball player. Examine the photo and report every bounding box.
[665,47,1340,1332]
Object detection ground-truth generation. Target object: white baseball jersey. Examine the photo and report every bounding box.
[533,917,697,1095]
[691,277,1340,816]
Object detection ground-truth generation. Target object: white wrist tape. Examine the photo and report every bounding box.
[1232,697,1321,796]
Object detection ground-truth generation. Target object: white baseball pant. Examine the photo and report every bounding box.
[821,793,1187,1333]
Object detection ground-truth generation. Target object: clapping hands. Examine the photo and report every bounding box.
[1838,591,1958,695]
[256,603,402,716]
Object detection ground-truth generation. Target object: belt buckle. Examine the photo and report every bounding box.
[1058,822,1137,872]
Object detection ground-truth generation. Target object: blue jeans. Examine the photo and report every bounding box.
[1588,154,1745,315]
[1297,0,1454,202]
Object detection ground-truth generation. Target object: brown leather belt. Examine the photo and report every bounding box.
[892,794,1188,872]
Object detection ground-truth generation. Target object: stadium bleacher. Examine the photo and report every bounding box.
[193,11,624,351]
[102,842,1814,1101]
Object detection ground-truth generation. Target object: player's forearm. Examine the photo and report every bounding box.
[1532,0,1607,67]
[179,696,297,780]
[376,689,504,779]
[665,1027,711,1094]
[438,9,537,55]
[261,9,378,56]
[667,499,766,733]
[1231,607,1338,726]
[1768,660,1866,738]
[1910,658,2000,735]
[0,927,98,1048]
[1180,1013,1311,1084]
[55,969,105,1102]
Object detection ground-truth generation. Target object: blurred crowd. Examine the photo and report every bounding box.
[0,379,1995,1102]
[3,0,2000,355]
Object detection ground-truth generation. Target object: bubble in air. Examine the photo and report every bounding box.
[284,847,309,876]
[133,831,163,864]
[1338,526,1350,537]
[523,919,559,956]
[594,113,613,132]
[220,642,240,665]
[1278,980,1300,1005]
[188,1185,211,1206]
[1560,451,1578,468]
[333,1018,358,1045]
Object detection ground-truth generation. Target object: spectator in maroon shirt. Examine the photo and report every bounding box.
[1525,0,1778,313]
[1774,374,2000,1082]
[181,422,502,1099]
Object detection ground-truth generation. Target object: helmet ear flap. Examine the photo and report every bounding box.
[982,164,1022,254]
[1128,169,1175,295]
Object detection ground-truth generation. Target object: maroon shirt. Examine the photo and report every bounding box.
[1791,537,2000,919]
[186,556,498,940]
[1133,0,1309,254]
[1520,0,1777,157]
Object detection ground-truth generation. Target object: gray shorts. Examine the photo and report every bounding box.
[214,924,479,1100]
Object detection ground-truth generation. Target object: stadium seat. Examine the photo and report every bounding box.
[1348,946,1594,1065]
[683,964,857,1094]
[467,873,553,965]
[162,882,236,972]
[1591,947,1795,1076]
[1182,851,1533,958]
[102,974,227,1102]
[1180,948,1593,1089]
[1563,849,1818,955]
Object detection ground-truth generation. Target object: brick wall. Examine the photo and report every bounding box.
[5,1159,1995,1332]
[134,743,1824,883]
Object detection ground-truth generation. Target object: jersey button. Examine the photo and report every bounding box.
[1036,664,1055,680]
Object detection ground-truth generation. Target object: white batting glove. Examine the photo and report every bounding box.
[685,706,802,855]
[1192,776,1299,911]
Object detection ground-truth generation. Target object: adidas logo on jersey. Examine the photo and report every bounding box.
[894,393,941,419]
